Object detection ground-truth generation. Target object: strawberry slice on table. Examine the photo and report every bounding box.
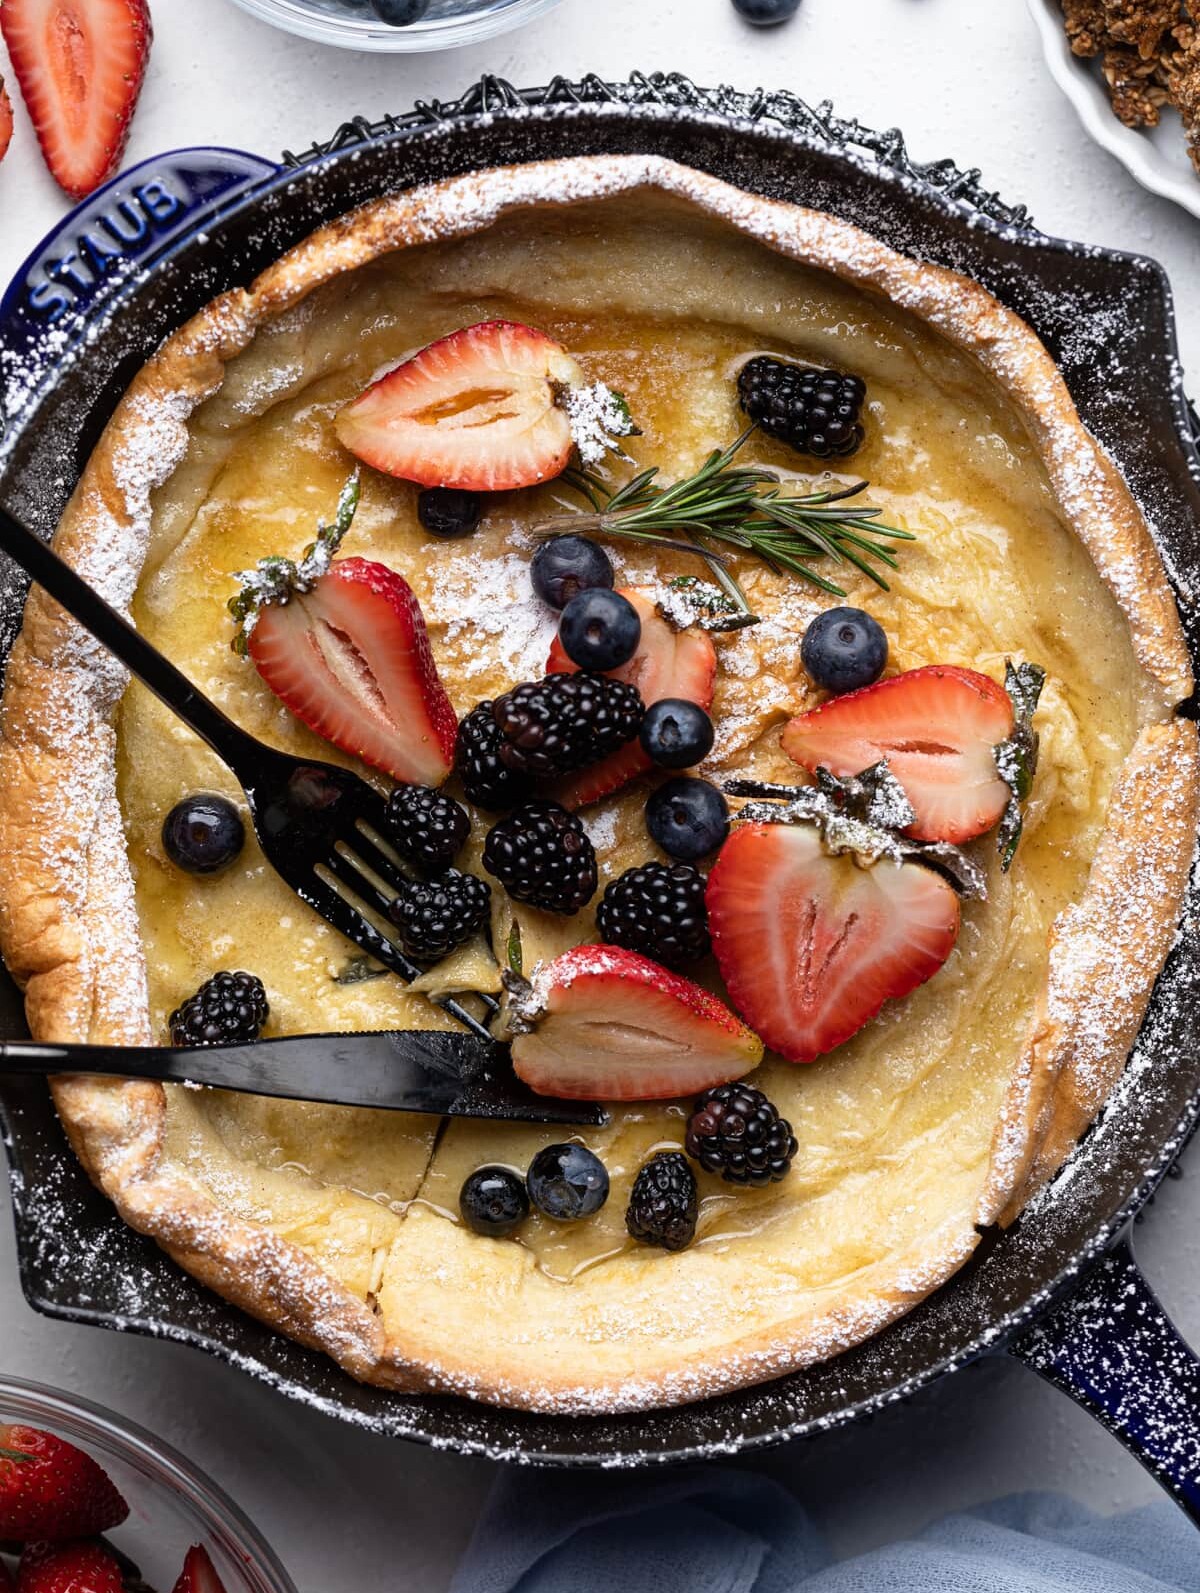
[17,1540,124,1593]
[707,821,961,1064]
[547,589,717,807]
[781,664,1017,845]
[246,558,457,787]
[171,1545,229,1593]
[0,78,13,167]
[336,320,586,491]
[0,0,152,200]
[0,1425,128,1543]
[509,943,763,1101]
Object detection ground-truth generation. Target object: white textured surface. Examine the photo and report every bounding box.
[1,0,1199,1587]
[1026,0,1200,223]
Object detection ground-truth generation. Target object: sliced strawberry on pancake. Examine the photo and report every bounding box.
[510,944,763,1101]
[781,664,1017,845]
[247,560,456,787]
[707,821,960,1063]
[231,475,457,786]
[336,320,585,491]
[547,589,717,808]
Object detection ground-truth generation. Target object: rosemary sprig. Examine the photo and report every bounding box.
[537,429,916,624]
[228,470,361,655]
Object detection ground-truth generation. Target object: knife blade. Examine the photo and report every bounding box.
[0,1033,607,1126]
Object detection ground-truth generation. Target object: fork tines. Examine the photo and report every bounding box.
[312,803,500,1042]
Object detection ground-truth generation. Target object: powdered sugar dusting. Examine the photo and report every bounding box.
[423,547,558,686]
[2,147,1197,1433]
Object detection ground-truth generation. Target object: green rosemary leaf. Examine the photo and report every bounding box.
[542,429,917,611]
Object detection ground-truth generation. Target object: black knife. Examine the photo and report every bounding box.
[0,1033,607,1126]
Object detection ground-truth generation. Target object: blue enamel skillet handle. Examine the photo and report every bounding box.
[0,146,278,425]
[1010,1234,1200,1525]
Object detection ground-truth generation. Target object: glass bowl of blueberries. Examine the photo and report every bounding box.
[226,0,567,50]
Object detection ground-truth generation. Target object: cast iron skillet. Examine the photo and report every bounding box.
[2,73,1200,1497]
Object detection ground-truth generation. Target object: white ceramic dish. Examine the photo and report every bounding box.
[1027,0,1200,221]
[225,0,566,52]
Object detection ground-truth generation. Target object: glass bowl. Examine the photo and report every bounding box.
[0,1378,296,1593]
[224,0,567,51]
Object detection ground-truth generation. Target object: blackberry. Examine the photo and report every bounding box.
[737,357,866,459]
[483,800,597,915]
[625,1152,698,1251]
[384,783,471,870]
[170,971,269,1048]
[455,702,534,812]
[388,869,491,962]
[685,1082,797,1186]
[597,862,710,969]
[493,673,644,780]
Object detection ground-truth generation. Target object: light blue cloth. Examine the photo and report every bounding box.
[450,1468,1200,1593]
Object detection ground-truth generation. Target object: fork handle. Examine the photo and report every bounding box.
[0,503,261,771]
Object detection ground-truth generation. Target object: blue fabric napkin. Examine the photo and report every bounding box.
[450,1467,1200,1593]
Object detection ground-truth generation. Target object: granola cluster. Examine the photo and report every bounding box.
[1063,0,1200,169]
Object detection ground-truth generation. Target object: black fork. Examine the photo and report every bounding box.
[0,504,498,1042]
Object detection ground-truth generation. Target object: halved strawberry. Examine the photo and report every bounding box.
[0,0,152,200]
[0,1425,128,1543]
[18,1540,124,1593]
[336,320,584,491]
[171,1545,229,1593]
[247,558,457,786]
[0,78,13,167]
[547,589,717,807]
[510,944,763,1100]
[781,665,1015,845]
[707,822,960,1063]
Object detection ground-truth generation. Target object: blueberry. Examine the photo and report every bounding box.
[162,794,245,876]
[646,777,730,861]
[418,487,482,539]
[530,535,614,609]
[459,1166,529,1238]
[557,588,641,671]
[369,0,429,23]
[731,0,801,23]
[800,606,889,694]
[527,1143,610,1221]
[639,699,715,770]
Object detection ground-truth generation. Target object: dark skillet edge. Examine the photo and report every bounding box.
[2,75,1200,1464]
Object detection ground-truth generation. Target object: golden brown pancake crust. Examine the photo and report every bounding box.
[0,155,1194,1413]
